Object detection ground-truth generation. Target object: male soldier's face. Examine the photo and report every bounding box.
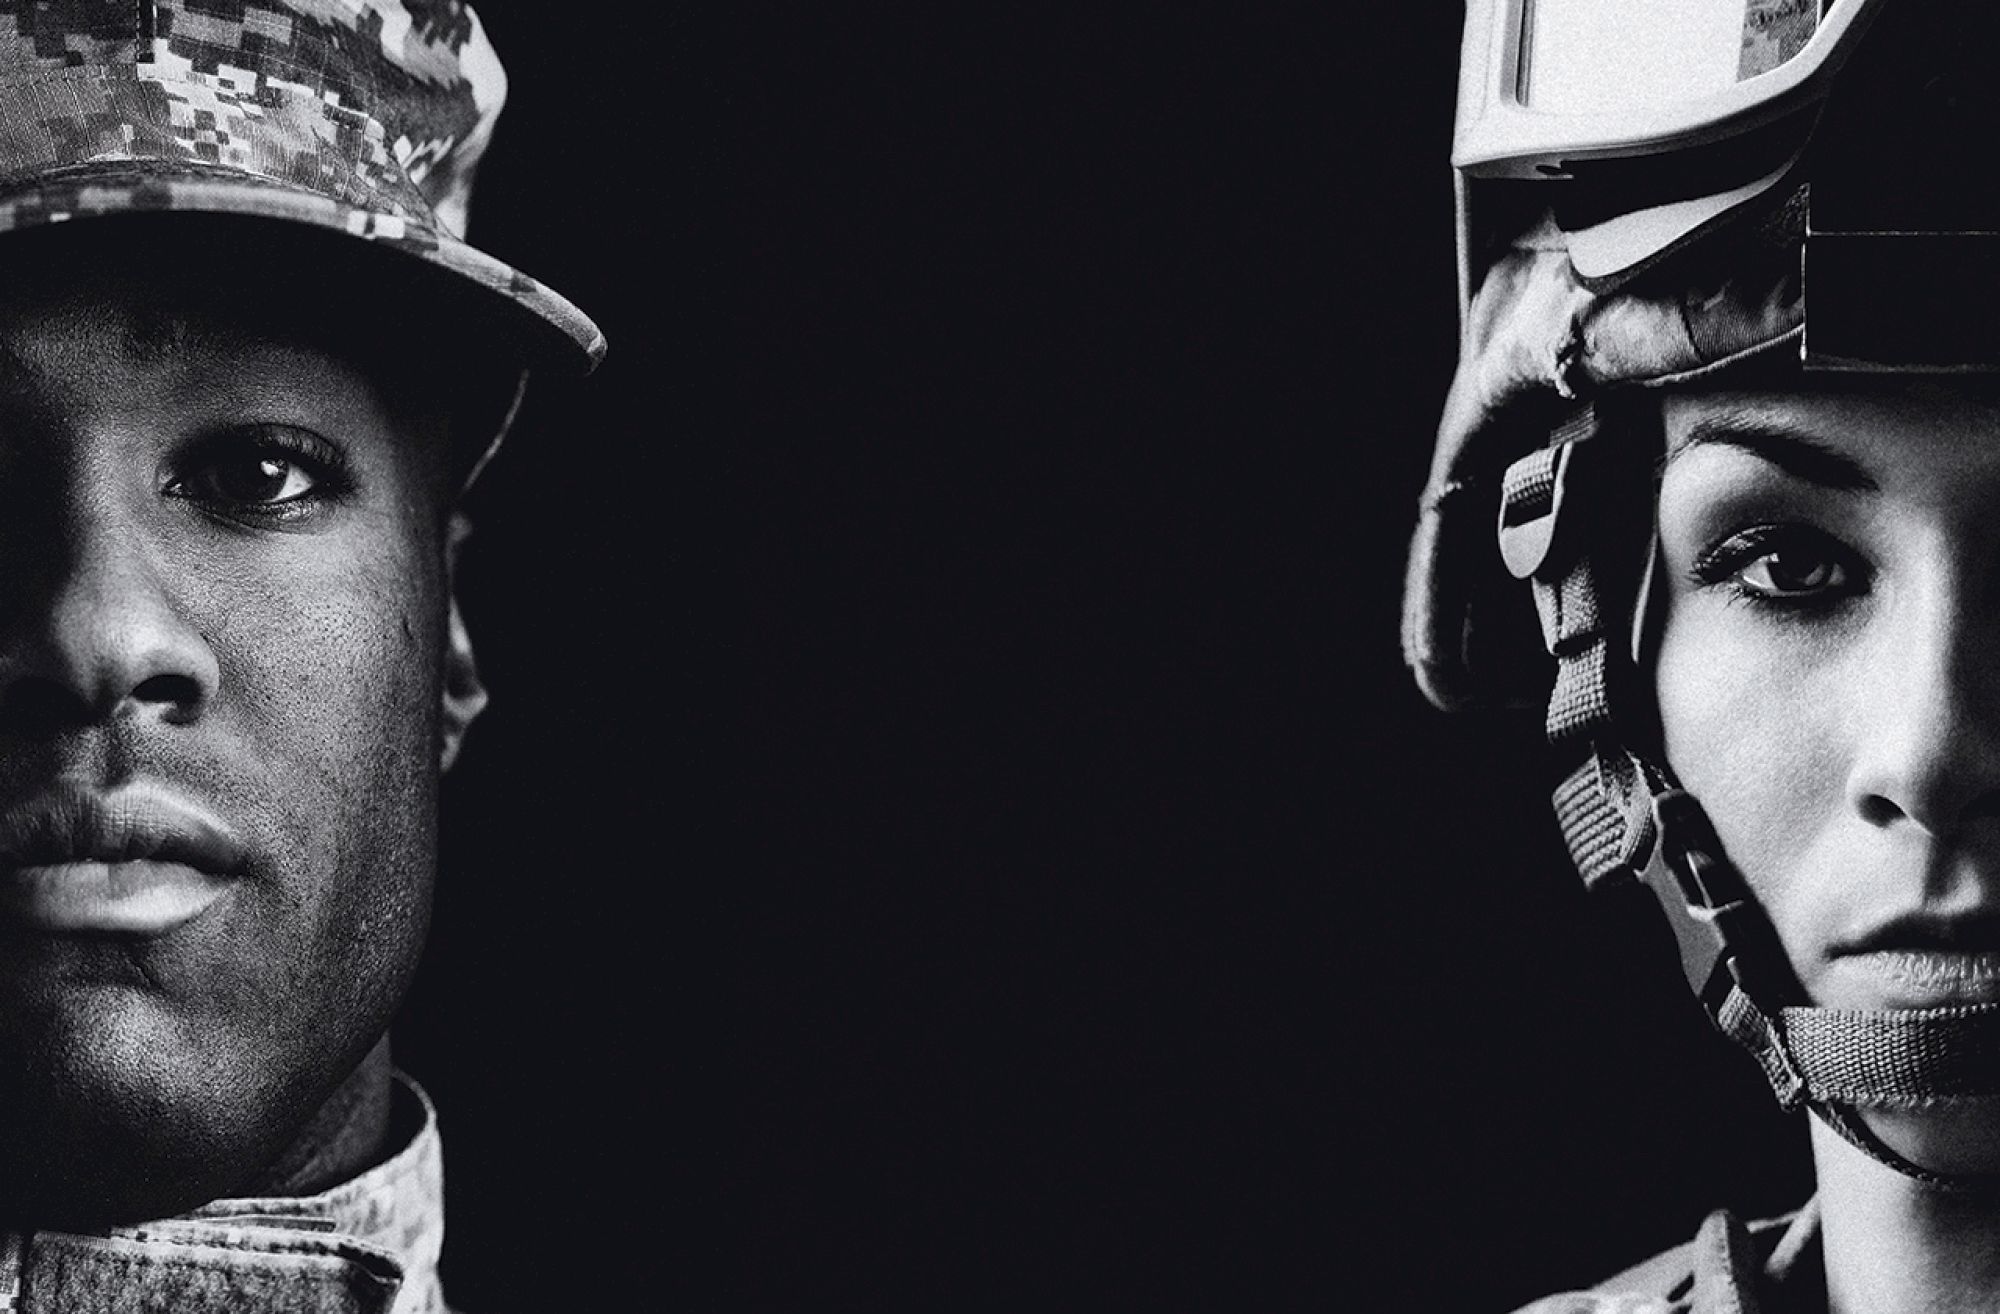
[0,231,459,1226]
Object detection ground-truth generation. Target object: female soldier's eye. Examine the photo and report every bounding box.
[1737,548,1843,598]
[1690,524,1862,607]
[166,427,352,521]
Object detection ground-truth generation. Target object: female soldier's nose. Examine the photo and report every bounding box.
[1848,593,2000,839]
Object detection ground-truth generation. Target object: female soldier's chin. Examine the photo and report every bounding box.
[1851,1101,2000,1181]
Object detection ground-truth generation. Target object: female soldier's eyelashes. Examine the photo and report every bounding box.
[1688,523,1867,610]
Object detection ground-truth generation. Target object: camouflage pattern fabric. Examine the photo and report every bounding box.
[1402,198,1804,713]
[1738,0,1818,81]
[1512,1205,1822,1314]
[0,0,603,374]
[0,1074,453,1314]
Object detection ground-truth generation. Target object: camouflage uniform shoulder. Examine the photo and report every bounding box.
[1507,1204,1819,1314]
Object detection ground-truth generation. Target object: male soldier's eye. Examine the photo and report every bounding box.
[166,426,351,520]
[207,452,315,505]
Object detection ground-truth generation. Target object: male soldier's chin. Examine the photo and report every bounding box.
[1848,1101,2000,1181]
[0,925,410,1230]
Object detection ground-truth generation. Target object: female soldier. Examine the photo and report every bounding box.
[1406,1,2000,1309]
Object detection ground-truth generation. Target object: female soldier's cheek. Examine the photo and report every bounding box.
[1653,597,1848,926]
[1658,589,1925,1022]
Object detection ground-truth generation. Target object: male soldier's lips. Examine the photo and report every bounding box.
[0,782,247,935]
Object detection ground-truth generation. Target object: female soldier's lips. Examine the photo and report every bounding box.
[0,783,248,935]
[1831,911,2000,1008]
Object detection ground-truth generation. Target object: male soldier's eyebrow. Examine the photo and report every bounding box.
[1666,412,1880,492]
[0,336,40,383]
[0,305,218,391]
[0,335,66,402]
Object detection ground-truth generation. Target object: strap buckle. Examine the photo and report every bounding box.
[1497,441,1578,581]
[1637,788,1801,1015]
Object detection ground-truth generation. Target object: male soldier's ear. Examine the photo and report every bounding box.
[440,510,489,772]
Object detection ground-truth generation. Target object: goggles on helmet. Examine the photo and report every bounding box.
[1453,0,1877,179]
[1455,0,2000,370]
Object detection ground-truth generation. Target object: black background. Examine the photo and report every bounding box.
[397,6,1814,1309]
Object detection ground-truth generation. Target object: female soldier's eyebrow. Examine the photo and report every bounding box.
[1665,412,1880,492]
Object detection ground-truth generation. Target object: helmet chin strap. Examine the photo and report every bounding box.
[1640,781,2000,1190]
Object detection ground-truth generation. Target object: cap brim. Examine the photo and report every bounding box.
[0,161,605,377]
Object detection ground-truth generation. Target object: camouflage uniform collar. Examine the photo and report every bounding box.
[1512,1202,1823,1314]
[0,1072,450,1314]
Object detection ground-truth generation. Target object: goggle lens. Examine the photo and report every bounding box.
[1522,0,1819,113]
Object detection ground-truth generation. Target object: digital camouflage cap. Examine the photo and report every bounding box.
[0,0,603,376]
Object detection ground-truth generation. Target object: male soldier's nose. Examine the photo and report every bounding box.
[0,514,218,731]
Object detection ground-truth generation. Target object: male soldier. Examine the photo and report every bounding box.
[0,2,602,1309]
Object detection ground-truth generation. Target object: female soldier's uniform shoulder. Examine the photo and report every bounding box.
[1512,1293,1677,1314]
[1510,1205,1821,1314]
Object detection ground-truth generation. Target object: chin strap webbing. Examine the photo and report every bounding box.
[1498,421,2000,1188]
[1716,992,2000,1107]
[1498,413,1659,887]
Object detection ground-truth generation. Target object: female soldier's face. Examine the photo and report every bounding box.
[1656,384,2000,1169]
